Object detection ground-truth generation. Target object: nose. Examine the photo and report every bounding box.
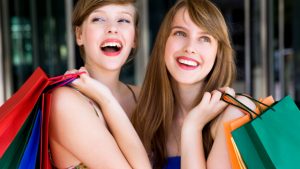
[184,40,197,54]
[106,23,118,34]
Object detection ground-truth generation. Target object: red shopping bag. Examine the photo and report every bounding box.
[0,67,81,168]
[40,92,53,169]
[0,68,49,157]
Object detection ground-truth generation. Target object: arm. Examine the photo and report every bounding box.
[70,72,151,169]
[181,87,236,169]
[50,87,133,168]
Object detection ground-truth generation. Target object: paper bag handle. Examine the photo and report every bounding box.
[221,93,271,119]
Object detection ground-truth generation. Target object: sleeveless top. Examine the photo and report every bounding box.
[164,156,181,169]
[51,84,137,169]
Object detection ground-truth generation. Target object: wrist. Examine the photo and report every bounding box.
[181,121,203,147]
[94,88,115,105]
[182,118,204,135]
[183,113,206,132]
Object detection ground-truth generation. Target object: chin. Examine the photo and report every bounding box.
[173,77,202,86]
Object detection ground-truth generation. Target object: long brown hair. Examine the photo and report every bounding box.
[72,0,139,61]
[131,0,236,168]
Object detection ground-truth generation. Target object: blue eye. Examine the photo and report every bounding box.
[118,18,131,23]
[92,17,105,22]
[199,36,211,43]
[174,31,186,37]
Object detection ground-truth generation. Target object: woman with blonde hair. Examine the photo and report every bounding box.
[49,0,151,168]
[131,0,255,168]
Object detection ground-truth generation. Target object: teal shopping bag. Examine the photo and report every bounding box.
[231,96,300,169]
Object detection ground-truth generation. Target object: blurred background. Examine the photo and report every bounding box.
[0,0,299,107]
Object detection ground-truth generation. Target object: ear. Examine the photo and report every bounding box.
[75,26,83,45]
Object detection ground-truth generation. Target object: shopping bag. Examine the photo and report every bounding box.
[40,92,53,169]
[223,95,275,169]
[18,108,42,169]
[0,103,41,169]
[0,68,48,157]
[224,94,300,169]
[0,67,81,169]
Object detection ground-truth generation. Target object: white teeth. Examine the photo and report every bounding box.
[101,42,122,48]
[178,58,198,66]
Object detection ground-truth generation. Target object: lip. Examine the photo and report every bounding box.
[176,56,200,70]
[100,38,123,57]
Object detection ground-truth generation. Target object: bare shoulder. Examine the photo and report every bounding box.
[49,86,106,138]
[50,86,94,116]
[50,86,81,108]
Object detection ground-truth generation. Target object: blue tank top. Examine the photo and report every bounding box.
[164,156,181,169]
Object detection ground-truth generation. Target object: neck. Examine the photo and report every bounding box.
[175,83,203,119]
[85,64,122,96]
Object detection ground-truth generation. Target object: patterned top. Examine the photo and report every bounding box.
[65,163,88,169]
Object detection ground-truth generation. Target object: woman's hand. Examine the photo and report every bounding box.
[184,87,235,131]
[64,67,112,102]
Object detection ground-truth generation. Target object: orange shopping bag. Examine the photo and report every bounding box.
[223,95,275,169]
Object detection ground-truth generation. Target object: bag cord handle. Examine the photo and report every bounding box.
[46,72,85,92]
[221,93,271,119]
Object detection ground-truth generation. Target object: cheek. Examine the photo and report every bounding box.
[205,54,218,74]
[204,45,218,61]
[164,42,174,68]
[83,28,100,43]
[164,38,180,58]
[123,27,136,44]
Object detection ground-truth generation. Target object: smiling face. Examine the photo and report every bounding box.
[75,4,136,71]
[164,7,218,86]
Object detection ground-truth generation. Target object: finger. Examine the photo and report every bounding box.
[198,92,211,106]
[218,87,235,97]
[217,86,229,93]
[79,67,86,72]
[224,87,235,97]
[78,67,89,76]
[64,69,78,75]
[210,90,222,103]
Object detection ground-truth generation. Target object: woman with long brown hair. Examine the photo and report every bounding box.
[131,0,254,168]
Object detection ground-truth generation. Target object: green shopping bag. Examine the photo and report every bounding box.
[231,95,300,169]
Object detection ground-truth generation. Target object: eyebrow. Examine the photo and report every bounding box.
[171,26,211,35]
[92,9,134,17]
[171,26,187,31]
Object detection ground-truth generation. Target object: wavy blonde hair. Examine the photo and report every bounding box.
[131,0,236,168]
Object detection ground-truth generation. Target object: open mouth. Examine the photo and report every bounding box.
[177,58,199,67]
[100,41,122,56]
[176,56,200,70]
